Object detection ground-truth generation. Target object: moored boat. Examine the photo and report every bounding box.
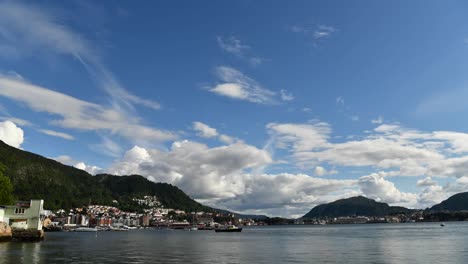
[215,225,242,233]
[72,227,98,232]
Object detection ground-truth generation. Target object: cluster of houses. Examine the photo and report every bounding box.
[41,196,259,229]
[298,211,426,225]
[0,196,262,235]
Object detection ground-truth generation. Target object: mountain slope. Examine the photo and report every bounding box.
[0,140,213,212]
[302,196,412,218]
[429,192,468,212]
[95,174,213,212]
[0,140,113,209]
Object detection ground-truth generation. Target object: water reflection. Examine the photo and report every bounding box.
[1,223,468,264]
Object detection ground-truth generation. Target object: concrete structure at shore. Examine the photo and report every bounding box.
[0,200,45,241]
[1,200,44,230]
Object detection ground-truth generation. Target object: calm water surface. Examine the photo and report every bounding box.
[1,222,468,263]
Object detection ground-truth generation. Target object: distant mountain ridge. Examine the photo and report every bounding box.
[429,192,468,212]
[302,196,413,218]
[0,140,212,212]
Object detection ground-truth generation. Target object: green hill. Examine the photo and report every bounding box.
[302,196,412,218]
[0,140,213,212]
[95,174,213,212]
[429,192,468,212]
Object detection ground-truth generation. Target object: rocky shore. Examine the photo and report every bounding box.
[0,222,44,242]
[12,228,44,242]
[0,222,12,242]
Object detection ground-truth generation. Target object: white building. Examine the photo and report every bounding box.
[0,206,5,222]
[1,200,44,230]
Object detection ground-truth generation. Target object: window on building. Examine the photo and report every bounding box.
[14,208,25,214]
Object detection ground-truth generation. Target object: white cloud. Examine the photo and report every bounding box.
[74,162,102,175]
[416,177,437,187]
[38,129,74,140]
[432,131,468,153]
[217,36,250,57]
[192,121,238,144]
[0,76,176,143]
[219,134,236,144]
[313,25,337,39]
[53,155,73,164]
[217,36,263,66]
[210,83,248,100]
[209,66,276,104]
[371,115,383,124]
[107,141,360,217]
[108,141,273,199]
[358,172,418,208]
[53,155,101,175]
[90,136,123,158]
[290,24,337,41]
[313,166,337,176]
[280,89,294,101]
[193,122,218,138]
[0,120,24,148]
[267,122,331,152]
[0,1,160,112]
[0,117,32,126]
[336,96,344,105]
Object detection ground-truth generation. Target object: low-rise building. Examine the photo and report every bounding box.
[0,206,5,222]
[1,200,44,230]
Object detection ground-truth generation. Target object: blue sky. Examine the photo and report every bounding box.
[1,0,468,217]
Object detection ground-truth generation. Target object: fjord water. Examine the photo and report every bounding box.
[1,223,468,264]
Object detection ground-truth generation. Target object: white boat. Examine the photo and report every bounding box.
[73,227,98,232]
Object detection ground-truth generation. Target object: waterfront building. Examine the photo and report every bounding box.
[0,200,45,230]
[0,206,5,222]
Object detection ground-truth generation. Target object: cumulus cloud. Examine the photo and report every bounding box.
[0,121,24,148]
[53,155,101,175]
[358,172,418,208]
[270,122,468,179]
[416,177,437,187]
[108,141,273,199]
[209,66,276,104]
[107,141,360,217]
[74,162,102,175]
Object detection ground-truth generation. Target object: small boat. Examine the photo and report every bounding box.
[170,221,191,230]
[73,227,98,232]
[215,225,242,233]
[440,223,445,227]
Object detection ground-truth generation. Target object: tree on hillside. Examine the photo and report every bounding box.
[0,163,14,205]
